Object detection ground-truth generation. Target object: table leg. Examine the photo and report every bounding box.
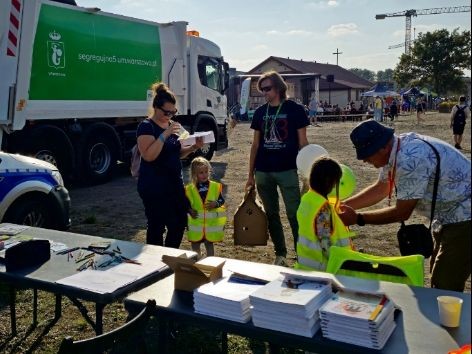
[9,286,16,336]
[95,303,105,335]
[33,288,38,325]
[55,294,62,320]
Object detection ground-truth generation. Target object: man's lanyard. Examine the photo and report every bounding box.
[264,101,284,136]
[387,138,401,206]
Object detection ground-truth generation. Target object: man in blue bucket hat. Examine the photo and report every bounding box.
[340,119,471,292]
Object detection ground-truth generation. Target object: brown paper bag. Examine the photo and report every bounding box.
[233,187,269,246]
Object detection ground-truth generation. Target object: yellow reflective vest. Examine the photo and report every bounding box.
[185,181,226,242]
[295,189,354,271]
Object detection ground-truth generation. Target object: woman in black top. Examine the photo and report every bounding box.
[136,83,203,248]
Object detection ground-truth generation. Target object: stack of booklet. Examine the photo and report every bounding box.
[193,276,265,323]
[249,276,333,337]
[319,291,396,350]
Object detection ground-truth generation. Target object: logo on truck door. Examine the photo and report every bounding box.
[47,30,65,69]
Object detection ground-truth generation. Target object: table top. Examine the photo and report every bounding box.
[124,257,471,354]
[0,226,195,303]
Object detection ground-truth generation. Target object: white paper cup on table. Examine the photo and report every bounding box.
[437,296,463,327]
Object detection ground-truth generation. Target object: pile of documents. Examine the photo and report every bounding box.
[249,276,333,337]
[193,276,264,323]
[319,291,396,350]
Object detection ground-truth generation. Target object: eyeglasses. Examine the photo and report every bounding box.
[158,107,178,117]
[260,85,273,93]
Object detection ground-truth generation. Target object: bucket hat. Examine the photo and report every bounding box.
[350,120,394,159]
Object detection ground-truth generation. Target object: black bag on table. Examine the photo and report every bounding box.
[396,138,439,259]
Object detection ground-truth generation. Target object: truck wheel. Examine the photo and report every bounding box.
[194,123,216,161]
[27,126,74,181]
[78,123,120,185]
[4,196,52,229]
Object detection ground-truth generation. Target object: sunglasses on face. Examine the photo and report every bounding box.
[260,85,273,93]
[158,107,178,117]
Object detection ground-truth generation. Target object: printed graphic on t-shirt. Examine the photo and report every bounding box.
[263,113,288,149]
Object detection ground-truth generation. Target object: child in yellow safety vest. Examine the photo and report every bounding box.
[296,157,354,271]
[185,157,226,258]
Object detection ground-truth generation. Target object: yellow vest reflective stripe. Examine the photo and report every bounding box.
[185,181,226,242]
[295,190,354,272]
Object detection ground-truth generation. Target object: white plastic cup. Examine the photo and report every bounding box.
[437,296,463,327]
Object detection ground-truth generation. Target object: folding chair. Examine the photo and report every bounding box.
[58,299,156,354]
[326,246,424,286]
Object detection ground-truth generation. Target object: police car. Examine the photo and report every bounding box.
[0,151,70,230]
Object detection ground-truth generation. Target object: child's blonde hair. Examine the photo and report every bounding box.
[190,157,212,184]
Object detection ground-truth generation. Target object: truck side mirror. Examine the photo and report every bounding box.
[222,62,230,93]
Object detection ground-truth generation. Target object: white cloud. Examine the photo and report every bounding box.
[327,23,359,37]
[306,0,339,9]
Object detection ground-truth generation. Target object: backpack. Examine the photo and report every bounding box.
[130,144,141,178]
[130,120,155,178]
[454,105,466,125]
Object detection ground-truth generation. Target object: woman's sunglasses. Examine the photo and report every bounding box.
[158,107,178,117]
[260,85,273,93]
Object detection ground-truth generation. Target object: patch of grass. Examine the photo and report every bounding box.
[83,215,97,224]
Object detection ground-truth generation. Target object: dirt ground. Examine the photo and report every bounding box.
[0,111,470,353]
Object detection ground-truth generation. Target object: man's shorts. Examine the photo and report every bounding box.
[453,122,465,135]
[309,110,317,117]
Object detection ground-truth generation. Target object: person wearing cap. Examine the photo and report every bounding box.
[339,119,471,292]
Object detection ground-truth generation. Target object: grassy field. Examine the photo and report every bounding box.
[0,111,470,353]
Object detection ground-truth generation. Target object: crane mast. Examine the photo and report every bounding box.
[376,6,471,54]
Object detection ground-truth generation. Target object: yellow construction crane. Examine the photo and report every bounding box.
[375,6,471,54]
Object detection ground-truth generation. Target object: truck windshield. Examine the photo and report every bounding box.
[198,56,223,93]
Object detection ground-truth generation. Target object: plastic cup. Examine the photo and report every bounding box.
[437,296,463,327]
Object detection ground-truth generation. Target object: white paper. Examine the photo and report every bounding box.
[56,269,138,294]
[178,131,215,146]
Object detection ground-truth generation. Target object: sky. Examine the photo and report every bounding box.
[77,0,471,74]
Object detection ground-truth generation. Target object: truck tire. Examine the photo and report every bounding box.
[4,195,52,229]
[78,122,120,185]
[194,117,216,161]
[27,125,74,181]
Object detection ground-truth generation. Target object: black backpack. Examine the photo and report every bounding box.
[454,105,466,124]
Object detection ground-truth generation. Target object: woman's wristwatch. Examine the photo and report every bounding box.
[356,213,366,226]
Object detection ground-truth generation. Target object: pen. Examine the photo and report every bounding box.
[369,296,388,321]
[57,246,80,255]
[75,252,95,263]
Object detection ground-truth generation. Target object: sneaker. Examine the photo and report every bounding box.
[274,256,288,266]
[455,144,462,150]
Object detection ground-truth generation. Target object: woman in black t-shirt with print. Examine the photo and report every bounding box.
[136,83,203,248]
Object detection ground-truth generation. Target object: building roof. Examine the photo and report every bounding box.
[247,56,373,89]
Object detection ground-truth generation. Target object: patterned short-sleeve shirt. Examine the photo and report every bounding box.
[379,132,471,226]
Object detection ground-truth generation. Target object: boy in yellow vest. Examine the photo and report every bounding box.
[186,157,226,258]
[296,157,354,271]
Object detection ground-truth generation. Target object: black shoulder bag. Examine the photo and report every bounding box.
[396,139,439,258]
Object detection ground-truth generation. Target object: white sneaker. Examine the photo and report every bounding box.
[274,256,288,266]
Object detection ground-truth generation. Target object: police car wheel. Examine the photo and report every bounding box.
[4,198,52,229]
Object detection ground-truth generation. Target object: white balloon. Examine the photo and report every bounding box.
[296,144,329,179]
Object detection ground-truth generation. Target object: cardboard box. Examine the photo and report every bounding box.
[162,254,224,292]
[233,188,269,246]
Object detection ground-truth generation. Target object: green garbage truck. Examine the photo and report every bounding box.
[0,0,229,184]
